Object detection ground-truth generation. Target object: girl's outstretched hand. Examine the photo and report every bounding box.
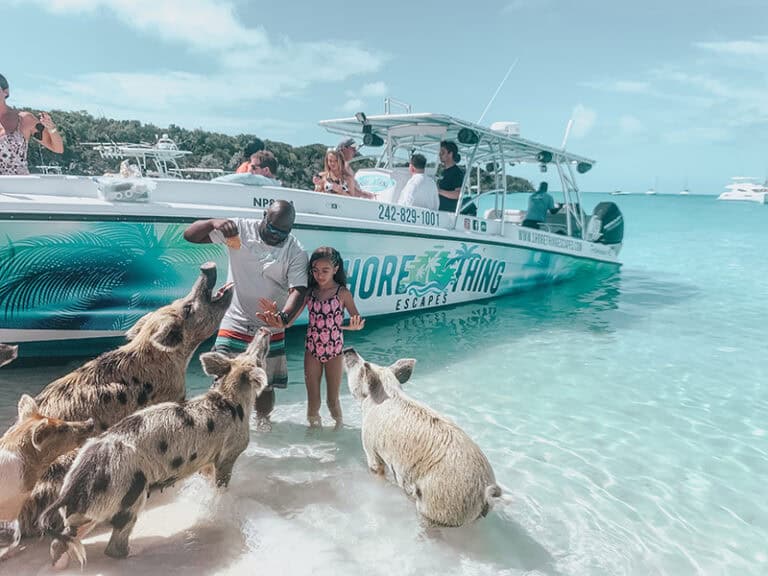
[256,298,283,328]
[344,315,365,331]
[258,298,278,314]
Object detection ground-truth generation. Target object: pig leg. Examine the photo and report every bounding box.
[214,456,238,488]
[104,491,146,559]
[363,447,386,476]
[50,518,95,569]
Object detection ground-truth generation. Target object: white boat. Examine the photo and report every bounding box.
[0,111,624,355]
[85,134,225,180]
[718,177,768,204]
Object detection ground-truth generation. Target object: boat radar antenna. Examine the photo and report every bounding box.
[477,58,518,124]
[561,118,574,150]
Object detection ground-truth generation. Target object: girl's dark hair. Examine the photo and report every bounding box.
[308,246,347,288]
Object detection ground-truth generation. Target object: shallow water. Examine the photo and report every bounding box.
[1,194,766,575]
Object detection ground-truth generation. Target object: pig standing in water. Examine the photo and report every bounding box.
[42,329,271,568]
[0,396,94,559]
[16,262,234,539]
[342,348,501,527]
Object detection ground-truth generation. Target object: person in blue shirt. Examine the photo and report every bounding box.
[522,182,561,229]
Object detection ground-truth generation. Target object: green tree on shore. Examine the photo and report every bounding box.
[25,110,533,192]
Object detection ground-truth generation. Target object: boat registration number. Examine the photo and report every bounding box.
[377,204,440,227]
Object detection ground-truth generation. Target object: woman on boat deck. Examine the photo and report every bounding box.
[264,246,365,429]
[314,149,355,196]
[0,74,63,175]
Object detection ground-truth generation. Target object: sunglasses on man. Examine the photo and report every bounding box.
[265,220,290,240]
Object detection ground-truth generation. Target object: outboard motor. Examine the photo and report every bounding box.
[586,202,624,244]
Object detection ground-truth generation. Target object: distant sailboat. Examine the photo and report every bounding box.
[680,178,690,195]
[645,178,658,195]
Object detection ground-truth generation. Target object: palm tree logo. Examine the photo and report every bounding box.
[0,222,225,331]
[399,243,483,296]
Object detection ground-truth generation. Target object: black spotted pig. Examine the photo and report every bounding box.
[41,328,271,568]
[13,263,234,543]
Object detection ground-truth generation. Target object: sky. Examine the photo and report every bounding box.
[2,0,767,193]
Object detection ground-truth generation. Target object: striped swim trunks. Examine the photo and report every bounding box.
[212,329,288,389]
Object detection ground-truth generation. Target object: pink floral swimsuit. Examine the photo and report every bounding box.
[305,286,345,363]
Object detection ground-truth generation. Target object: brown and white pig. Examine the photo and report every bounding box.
[41,328,271,568]
[0,344,17,368]
[34,262,234,429]
[15,262,234,541]
[342,348,501,528]
[0,396,94,559]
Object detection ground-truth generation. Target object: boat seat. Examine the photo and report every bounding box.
[484,208,525,223]
[543,206,586,237]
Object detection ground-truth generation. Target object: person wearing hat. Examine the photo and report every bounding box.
[0,73,63,175]
[336,138,374,199]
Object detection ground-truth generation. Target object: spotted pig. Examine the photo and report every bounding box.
[14,263,234,542]
[41,328,271,567]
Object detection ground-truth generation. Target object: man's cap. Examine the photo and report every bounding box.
[336,138,357,151]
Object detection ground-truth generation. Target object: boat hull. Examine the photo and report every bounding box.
[717,192,768,204]
[0,176,620,356]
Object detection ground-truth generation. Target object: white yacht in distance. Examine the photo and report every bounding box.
[718,177,768,204]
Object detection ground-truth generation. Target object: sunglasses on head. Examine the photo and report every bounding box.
[265,220,290,239]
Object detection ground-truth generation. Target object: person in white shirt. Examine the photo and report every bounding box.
[397,153,439,211]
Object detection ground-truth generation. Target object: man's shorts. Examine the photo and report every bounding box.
[212,329,288,390]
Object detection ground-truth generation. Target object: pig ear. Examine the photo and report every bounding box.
[363,363,390,405]
[150,316,185,352]
[200,352,232,378]
[126,314,149,340]
[253,369,269,397]
[388,359,416,385]
[18,394,39,419]
[31,418,53,451]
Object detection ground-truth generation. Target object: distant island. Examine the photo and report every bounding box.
[26,110,534,192]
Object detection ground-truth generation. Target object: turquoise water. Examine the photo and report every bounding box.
[1,194,766,575]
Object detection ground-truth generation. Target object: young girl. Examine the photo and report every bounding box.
[301,247,364,428]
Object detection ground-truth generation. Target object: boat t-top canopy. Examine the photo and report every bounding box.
[319,112,595,169]
[320,112,595,237]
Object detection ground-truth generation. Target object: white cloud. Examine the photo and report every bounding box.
[339,81,389,113]
[11,0,387,118]
[618,115,645,135]
[570,104,596,139]
[694,37,768,57]
[25,0,264,50]
[360,81,388,98]
[341,99,364,113]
